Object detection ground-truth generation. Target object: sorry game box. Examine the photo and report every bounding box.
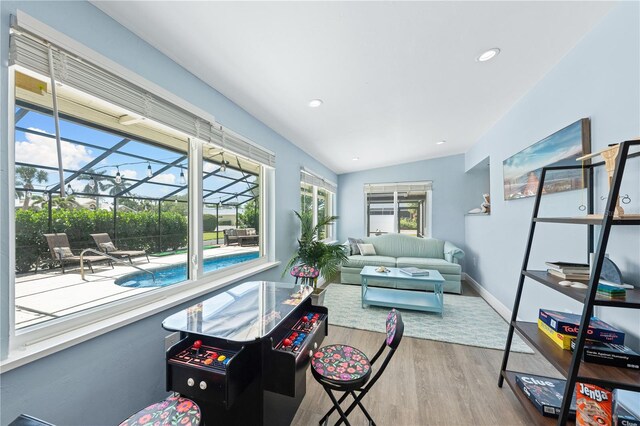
[515,373,577,418]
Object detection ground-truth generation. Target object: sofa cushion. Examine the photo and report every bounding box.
[363,234,445,259]
[343,255,396,269]
[348,237,364,255]
[357,243,377,256]
[396,257,461,275]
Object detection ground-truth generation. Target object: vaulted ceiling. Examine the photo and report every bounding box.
[94,1,613,173]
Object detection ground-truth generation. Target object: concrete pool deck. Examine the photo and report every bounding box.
[15,245,260,329]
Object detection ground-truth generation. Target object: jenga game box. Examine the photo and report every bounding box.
[576,382,613,426]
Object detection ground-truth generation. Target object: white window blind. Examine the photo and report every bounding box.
[9,23,275,167]
[300,168,337,193]
[364,182,432,194]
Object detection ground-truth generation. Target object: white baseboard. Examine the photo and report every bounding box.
[463,273,513,322]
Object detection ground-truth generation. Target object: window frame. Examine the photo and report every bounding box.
[2,20,277,366]
[300,180,336,242]
[364,182,432,238]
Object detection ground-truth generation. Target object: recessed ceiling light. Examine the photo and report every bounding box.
[436,140,446,145]
[352,157,360,161]
[308,99,323,108]
[476,48,501,62]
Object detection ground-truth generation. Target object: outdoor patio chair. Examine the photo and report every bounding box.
[43,233,113,274]
[90,233,149,264]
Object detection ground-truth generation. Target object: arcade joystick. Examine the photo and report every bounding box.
[193,340,202,354]
[283,338,292,347]
[301,317,309,323]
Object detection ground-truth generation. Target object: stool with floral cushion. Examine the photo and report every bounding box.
[290,264,320,287]
[119,393,201,426]
[311,309,404,426]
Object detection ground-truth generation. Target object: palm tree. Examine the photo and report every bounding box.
[31,193,83,210]
[78,169,111,209]
[283,211,347,292]
[15,166,48,209]
[103,178,132,196]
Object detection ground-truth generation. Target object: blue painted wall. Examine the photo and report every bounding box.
[0,1,336,424]
[465,2,640,346]
[337,154,466,251]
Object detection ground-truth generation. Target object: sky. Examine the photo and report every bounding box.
[14,107,257,209]
[503,120,584,181]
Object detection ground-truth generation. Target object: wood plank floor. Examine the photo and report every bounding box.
[292,283,561,426]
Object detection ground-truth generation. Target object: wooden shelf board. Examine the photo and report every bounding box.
[501,370,571,426]
[523,270,640,308]
[513,322,640,391]
[534,216,640,225]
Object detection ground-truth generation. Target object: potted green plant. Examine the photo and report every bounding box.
[283,211,347,305]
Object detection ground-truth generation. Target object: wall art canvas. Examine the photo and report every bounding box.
[503,118,591,200]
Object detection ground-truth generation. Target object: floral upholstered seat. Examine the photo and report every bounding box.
[290,264,320,278]
[119,394,201,426]
[311,309,404,425]
[311,344,371,387]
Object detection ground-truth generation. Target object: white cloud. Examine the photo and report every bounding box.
[15,128,93,170]
[118,169,139,180]
[150,173,177,185]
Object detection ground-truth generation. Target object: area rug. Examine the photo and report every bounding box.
[323,284,533,353]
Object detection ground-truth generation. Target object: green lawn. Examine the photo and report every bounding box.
[203,231,224,241]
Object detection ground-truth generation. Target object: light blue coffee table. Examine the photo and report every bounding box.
[360,266,445,316]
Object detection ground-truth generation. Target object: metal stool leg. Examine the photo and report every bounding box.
[319,390,352,424]
[336,389,375,426]
[320,387,351,426]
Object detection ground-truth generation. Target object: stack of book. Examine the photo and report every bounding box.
[597,283,627,300]
[537,309,626,350]
[546,261,590,280]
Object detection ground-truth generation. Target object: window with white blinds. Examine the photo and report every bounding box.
[300,168,337,193]
[9,23,275,168]
[364,182,432,194]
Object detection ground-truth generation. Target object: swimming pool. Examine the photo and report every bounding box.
[115,252,260,288]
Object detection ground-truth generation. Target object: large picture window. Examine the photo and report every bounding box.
[7,26,274,340]
[365,182,432,237]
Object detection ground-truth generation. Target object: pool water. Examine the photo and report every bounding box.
[115,252,260,288]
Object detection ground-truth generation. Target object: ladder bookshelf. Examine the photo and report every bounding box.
[498,139,640,425]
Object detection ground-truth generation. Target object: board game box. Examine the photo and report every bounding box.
[538,319,575,350]
[576,382,612,426]
[515,373,576,418]
[613,389,640,426]
[539,309,625,345]
[570,340,640,370]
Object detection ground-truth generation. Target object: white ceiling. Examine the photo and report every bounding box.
[93,1,613,174]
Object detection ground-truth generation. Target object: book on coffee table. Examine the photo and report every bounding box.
[399,267,429,277]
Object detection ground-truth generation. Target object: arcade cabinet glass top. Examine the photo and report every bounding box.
[162,281,313,342]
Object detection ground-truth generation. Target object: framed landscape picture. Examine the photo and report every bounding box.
[503,118,591,200]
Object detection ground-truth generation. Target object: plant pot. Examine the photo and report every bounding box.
[311,287,326,306]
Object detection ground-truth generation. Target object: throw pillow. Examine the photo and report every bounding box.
[100,242,117,252]
[357,243,377,256]
[348,237,364,255]
[54,247,73,258]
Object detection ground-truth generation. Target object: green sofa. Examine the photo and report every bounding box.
[340,233,465,294]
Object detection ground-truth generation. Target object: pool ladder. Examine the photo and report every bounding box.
[80,248,156,284]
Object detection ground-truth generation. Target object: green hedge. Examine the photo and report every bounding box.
[15,209,187,273]
[203,214,218,232]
